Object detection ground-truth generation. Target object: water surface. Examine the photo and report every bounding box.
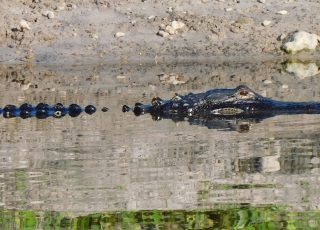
[0,60,320,228]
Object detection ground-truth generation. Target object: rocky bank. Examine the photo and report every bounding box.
[1,0,320,65]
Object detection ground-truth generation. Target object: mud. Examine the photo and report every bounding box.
[1,0,320,65]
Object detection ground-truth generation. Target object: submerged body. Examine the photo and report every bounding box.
[0,103,96,119]
[128,85,320,130]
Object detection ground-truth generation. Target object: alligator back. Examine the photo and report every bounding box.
[0,103,96,119]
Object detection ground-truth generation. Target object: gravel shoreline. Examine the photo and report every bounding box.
[1,0,319,65]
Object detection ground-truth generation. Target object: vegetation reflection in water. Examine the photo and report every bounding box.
[1,206,320,229]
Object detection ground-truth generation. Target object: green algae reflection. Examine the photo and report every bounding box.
[1,206,320,229]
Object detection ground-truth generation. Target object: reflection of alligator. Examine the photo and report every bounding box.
[124,85,320,131]
[0,103,96,119]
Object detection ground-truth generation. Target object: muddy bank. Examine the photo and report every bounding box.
[1,0,320,65]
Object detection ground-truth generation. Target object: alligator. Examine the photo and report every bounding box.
[0,103,97,119]
[123,85,320,131]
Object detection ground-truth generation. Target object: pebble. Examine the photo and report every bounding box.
[148,15,155,20]
[89,33,98,39]
[171,21,185,30]
[19,20,31,31]
[101,107,109,112]
[116,75,126,79]
[283,31,319,53]
[165,25,175,35]
[56,3,66,11]
[115,32,125,38]
[277,10,288,15]
[263,79,273,84]
[257,0,266,3]
[43,11,55,19]
[278,33,287,41]
[67,3,77,9]
[281,84,289,89]
[225,8,233,12]
[159,74,186,85]
[157,30,169,37]
[159,24,166,30]
[262,20,271,26]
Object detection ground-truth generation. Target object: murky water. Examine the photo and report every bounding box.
[0,60,320,229]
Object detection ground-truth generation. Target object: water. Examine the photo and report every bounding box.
[0,60,320,229]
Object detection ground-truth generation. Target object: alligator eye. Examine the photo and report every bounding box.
[239,90,248,96]
[236,89,255,100]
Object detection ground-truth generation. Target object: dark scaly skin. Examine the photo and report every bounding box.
[125,85,320,131]
[0,103,97,119]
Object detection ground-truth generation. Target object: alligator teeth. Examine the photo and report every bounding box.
[211,108,244,115]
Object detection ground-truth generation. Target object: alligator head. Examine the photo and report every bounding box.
[126,85,320,131]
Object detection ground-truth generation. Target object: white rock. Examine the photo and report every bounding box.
[257,0,266,3]
[148,15,155,20]
[115,32,125,38]
[282,84,288,89]
[262,20,271,26]
[285,62,319,79]
[225,8,233,12]
[159,74,185,85]
[57,3,66,11]
[278,33,287,41]
[311,157,320,164]
[43,11,55,19]
[259,156,280,173]
[277,10,288,15]
[283,31,319,53]
[263,79,273,84]
[171,21,185,30]
[157,30,169,37]
[19,20,31,31]
[159,24,166,30]
[165,25,175,35]
[89,33,98,39]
